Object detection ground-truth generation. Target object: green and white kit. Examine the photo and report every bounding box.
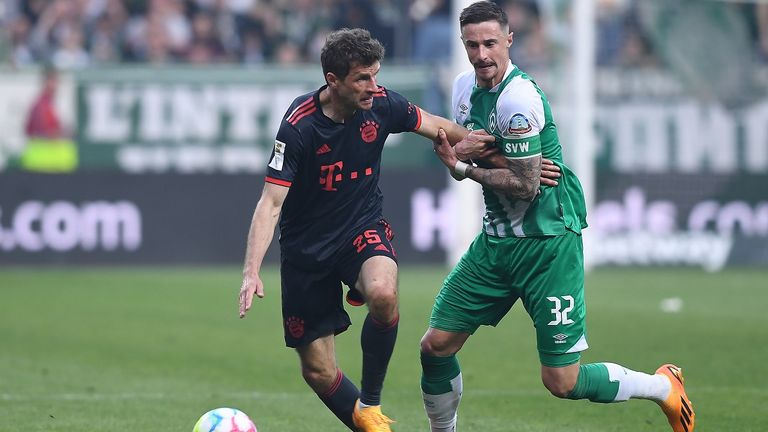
[431,61,590,366]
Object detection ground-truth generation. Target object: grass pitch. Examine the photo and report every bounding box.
[1,266,766,431]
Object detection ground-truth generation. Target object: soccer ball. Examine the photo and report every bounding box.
[193,407,257,432]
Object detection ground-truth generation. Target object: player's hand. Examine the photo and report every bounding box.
[433,128,459,168]
[540,158,561,186]
[239,273,264,318]
[454,130,497,161]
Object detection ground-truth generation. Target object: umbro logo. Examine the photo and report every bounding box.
[316,143,332,155]
[553,333,567,344]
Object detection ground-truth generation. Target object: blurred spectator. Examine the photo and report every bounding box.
[51,25,90,69]
[502,0,556,71]
[282,0,332,55]
[7,14,35,67]
[185,10,228,63]
[124,0,190,63]
[25,67,63,139]
[411,0,451,62]
[28,0,84,65]
[89,15,121,64]
[86,0,127,65]
[243,0,284,61]
[595,0,629,66]
[334,0,393,56]
[20,67,77,172]
[307,26,333,62]
[618,20,659,69]
[410,0,451,115]
[274,38,301,65]
[156,0,192,56]
[193,0,242,58]
[241,28,266,64]
[20,0,50,25]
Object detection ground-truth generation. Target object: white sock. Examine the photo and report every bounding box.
[603,363,672,402]
[422,373,462,432]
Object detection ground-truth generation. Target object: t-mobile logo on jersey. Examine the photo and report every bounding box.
[319,161,373,191]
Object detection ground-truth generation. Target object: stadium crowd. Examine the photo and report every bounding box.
[0,0,652,70]
[1,0,766,71]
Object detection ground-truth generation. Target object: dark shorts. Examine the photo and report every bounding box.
[281,219,397,347]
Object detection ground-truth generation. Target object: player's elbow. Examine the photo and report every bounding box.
[254,199,280,222]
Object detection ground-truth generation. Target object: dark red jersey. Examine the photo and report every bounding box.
[25,92,62,139]
[266,85,421,266]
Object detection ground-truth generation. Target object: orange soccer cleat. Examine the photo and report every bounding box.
[656,364,695,432]
[352,400,395,432]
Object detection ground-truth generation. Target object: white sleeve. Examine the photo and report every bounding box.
[496,79,545,141]
[451,70,475,124]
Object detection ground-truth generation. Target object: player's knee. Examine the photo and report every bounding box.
[301,364,336,393]
[419,334,454,357]
[365,282,398,315]
[542,374,577,399]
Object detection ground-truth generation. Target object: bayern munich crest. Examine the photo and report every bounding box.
[286,316,305,338]
[360,120,380,143]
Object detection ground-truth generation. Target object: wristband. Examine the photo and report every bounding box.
[454,160,469,177]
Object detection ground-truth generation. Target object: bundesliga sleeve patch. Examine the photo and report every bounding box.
[507,113,533,136]
[268,139,286,171]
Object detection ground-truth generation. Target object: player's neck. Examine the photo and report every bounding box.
[319,87,354,123]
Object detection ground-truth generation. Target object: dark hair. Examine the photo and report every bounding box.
[321,28,385,80]
[459,1,508,29]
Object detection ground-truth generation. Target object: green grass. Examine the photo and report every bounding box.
[1,266,766,431]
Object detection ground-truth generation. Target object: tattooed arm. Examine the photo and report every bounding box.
[475,151,558,187]
[451,129,558,188]
[465,155,541,201]
[434,128,541,201]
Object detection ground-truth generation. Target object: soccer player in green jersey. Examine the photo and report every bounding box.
[419,2,695,432]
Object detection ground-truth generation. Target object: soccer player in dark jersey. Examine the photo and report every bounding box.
[235,28,502,432]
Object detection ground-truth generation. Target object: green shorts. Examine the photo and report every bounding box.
[429,230,588,367]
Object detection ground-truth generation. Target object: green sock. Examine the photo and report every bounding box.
[420,353,461,395]
[566,363,620,403]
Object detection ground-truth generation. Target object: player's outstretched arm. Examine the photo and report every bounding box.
[454,130,557,186]
[418,114,558,187]
[415,108,472,146]
[433,129,541,201]
[453,129,496,160]
[416,110,498,181]
[239,181,288,318]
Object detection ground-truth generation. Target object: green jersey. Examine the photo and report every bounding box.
[451,61,588,237]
